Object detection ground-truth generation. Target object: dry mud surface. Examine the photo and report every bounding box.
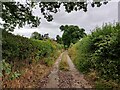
[40,52,92,88]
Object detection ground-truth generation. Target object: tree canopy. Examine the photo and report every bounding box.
[31,31,50,40]
[56,35,63,44]
[60,25,86,48]
[0,0,109,31]
[31,31,42,40]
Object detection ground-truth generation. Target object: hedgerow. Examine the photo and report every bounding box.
[2,30,62,62]
[2,30,63,79]
[68,23,120,87]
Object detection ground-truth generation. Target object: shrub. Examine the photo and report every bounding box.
[2,30,62,63]
[69,23,120,84]
[2,30,63,78]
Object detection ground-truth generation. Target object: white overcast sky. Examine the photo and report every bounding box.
[11,0,120,39]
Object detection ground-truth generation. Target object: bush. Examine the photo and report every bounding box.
[71,36,93,73]
[2,30,35,61]
[2,30,63,80]
[2,30,62,63]
[90,23,120,82]
[69,23,120,85]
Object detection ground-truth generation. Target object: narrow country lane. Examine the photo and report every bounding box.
[40,51,92,88]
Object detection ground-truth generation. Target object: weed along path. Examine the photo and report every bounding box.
[40,51,92,88]
[42,53,63,88]
[66,53,92,88]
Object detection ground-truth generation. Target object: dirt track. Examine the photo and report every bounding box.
[40,51,92,88]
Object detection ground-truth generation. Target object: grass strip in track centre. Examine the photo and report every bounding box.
[59,52,69,71]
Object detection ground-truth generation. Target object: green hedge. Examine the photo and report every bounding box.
[69,23,120,84]
[2,30,63,62]
[2,30,63,80]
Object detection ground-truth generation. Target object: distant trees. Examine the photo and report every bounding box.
[56,35,63,44]
[43,33,49,39]
[31,25,87,47]
[30,32,49,40]
[60,25,86,48]
[31,32,43,40]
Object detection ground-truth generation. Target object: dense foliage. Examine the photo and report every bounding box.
[2,30,62,62]
[69,23,120,87]
[56,35,63,44]
[30,31,43,40]
[2,30,63,80]
[30,31,50,40]
[60,25,86,48]
[1,0,109,31]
